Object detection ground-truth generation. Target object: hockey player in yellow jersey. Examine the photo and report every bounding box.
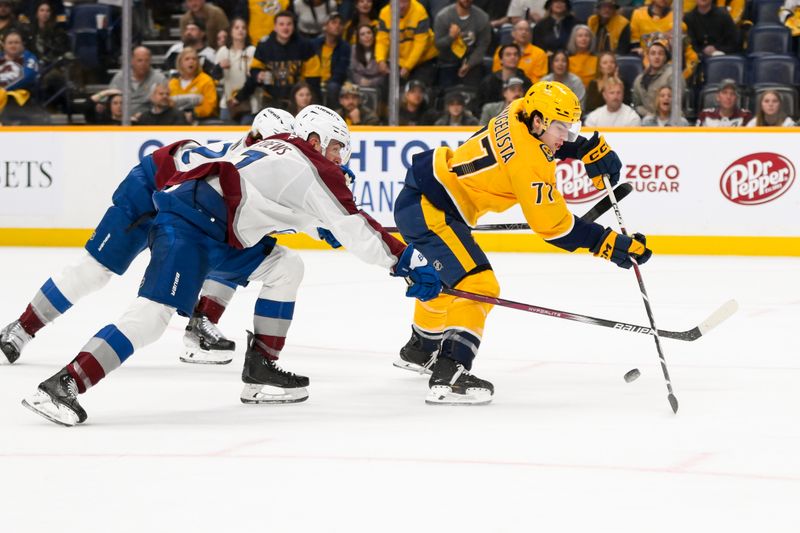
[393,81,652,405]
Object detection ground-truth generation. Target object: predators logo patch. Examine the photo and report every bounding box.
[539,144,554,162]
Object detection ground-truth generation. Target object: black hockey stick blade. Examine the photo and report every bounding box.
[443,288,738,342]
[384,183,634,233]
[668,393,679,414]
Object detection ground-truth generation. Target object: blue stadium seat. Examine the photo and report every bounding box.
[498,24,513,46]
[704,55,747,85]
[751,55,800,85]
[750,0,784,25]
[69,4,113,30]
[572,0,597,24]
[425,0,454,19]
[752,85,798,118]
[615,55,643,92]
[747,24,792,56]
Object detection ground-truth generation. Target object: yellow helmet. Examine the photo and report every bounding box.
[522,81,582,131]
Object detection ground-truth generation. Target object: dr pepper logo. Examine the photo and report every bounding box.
[720,152,795,205]
[555,159,604,204]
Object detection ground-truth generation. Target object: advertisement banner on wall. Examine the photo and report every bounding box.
[0,128,797,240]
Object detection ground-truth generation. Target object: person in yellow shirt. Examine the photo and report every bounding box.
[375,0,438,84]
[241,0,291,45]
[392,81,652,405]
[645,0,745,23]
[567,25,598,88]
[630,0,699,79]
[491,19,548,82]
[588,0,632,54]
[168,47,218,119]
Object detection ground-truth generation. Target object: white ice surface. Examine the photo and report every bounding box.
[1,247,798,533]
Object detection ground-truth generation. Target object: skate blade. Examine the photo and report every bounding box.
[21,391,80,427]
[240,383,309,404]
[392,359,432,375]
[181,341,233,365]
[425,385,493,406]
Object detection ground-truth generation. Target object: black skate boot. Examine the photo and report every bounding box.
[22,369,88,426]
[240,331,309,404]
[393,326,441,375]
[0,320,33,364]
[426,356,494,406]
[181,313,236,365]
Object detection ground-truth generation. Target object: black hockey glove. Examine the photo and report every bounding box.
[576,131,622,191]
[591,228,652,269]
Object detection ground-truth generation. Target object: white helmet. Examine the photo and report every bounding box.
[250,107,295,139]
[293,104,351,164]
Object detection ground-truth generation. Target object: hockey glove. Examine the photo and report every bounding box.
[341,164,356,187]
[392,244,442,302]
[576,131,622,190]
[317,228,342,249]
[591,228,652,269]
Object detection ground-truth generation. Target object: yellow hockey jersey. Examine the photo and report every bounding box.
[422,99,575,241]
[375,0,438,70]
[246,0,291,45]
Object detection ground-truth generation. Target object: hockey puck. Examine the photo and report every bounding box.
[624,368,641,383]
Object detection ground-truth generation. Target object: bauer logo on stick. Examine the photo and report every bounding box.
[720,152,795,205]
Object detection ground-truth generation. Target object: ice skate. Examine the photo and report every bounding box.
[393,326,440,375]
[240,331,309,404]
[181,313,235,365]
[426,357,494,406]
[0,320,32,364]
[21,369,87,426]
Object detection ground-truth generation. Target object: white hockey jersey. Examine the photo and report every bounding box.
[152,135,405,269]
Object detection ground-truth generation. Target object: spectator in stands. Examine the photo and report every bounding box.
[697,79,751,126]
[288,80,315,115]
[480,76,524,125]
[584,51,624,114]
[476,44,532,112]
[216,28,229,49]
[134,82,190,125]
[746,90,795,127]
[235,10,322,109]
[376,0,438,86]
[217,17,258,123]
[641,85,690,126]
[541,49,586,105]
[109,46,166,116]
[335,80,379,125]
[344,0,378,44]
[532,0,577,53]
[473,0,513,28]
[165,19,219,78]
[17,0,66,28]
[0,0,23,53]
[507,0,547,24]
[684,0,739,58]
[433,0,491,89]
[435,90,479,125]
[399,78,434,125]
[629,0,699,81]
[632,39,680,117]
[0,30,38,92]
[566,24,597,88]
[168,47,218,120]
[294,0,338,39]
[780,0,800,39]
[24,1,68,65]
[315,11,350,106]
[348,23,384,90]
[236,0,291,45]
[588,0,631,54]
[583,77,641,126]
[84,88,123,125]
[180,0,229,51]
[491,20,548,83]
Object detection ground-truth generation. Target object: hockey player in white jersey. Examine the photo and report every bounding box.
[21,105,441,426]
[0,108,294,367]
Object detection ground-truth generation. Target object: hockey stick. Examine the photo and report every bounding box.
[441,287,737,342]
[384,182,633,233]
[603,175,678,413]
